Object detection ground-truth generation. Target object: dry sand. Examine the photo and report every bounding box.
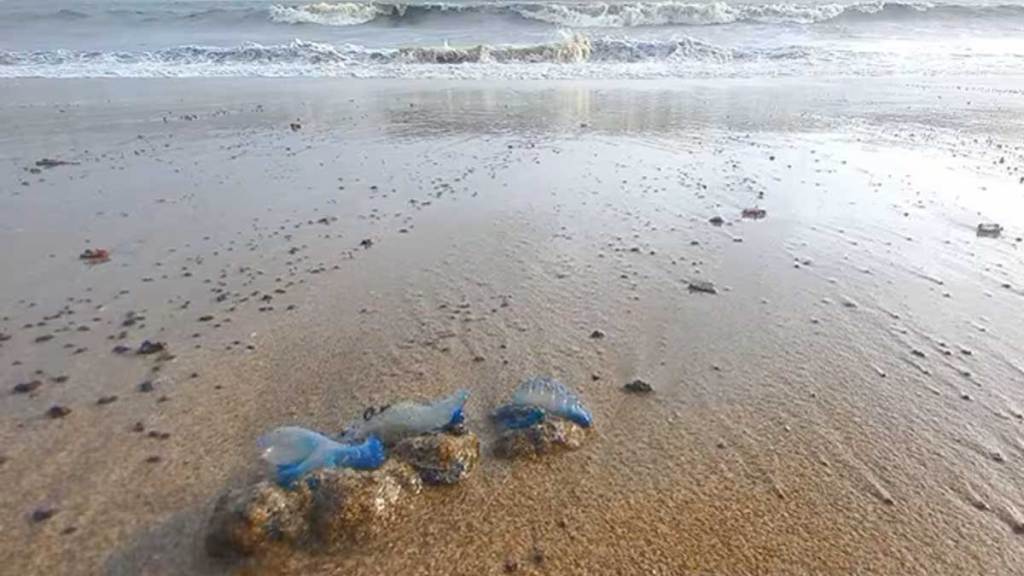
[2,77,1024,575]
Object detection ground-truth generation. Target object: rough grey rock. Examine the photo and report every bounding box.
[392,432,480,485]
[205,481,312,558]
[688,280,717,294]
[205,460,421,557]
[308,460,422,544]
[977,223,1003,238]
[495,420,588,459]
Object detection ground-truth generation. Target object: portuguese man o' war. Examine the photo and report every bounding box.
[494,376,592,429]
[258,426,386,486]
[342,389,470,445]
[492,404,546,430]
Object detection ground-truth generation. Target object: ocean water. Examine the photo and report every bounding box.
[0,0,1022,78]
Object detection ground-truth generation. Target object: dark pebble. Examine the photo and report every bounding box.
[46,405,71,419]
[97,395,118,405]
[531,548,545,565]
[590,329,606,339]
[623,379,654,394]
[34,334,54,343]
[131,421,145,433]
[13,380,42,394]
[137,340,166,355]
[111,344,132,355]
[31,507,57,523]
[138,381,154,393]
[709,216,724,226]
[145,455,162,464]
[197,315,214,322]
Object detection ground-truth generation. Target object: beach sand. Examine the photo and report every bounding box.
[2,77,1024,575]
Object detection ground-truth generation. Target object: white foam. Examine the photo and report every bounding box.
[512,1,855,27]
[260,1,1024,29]
[269,2,393,26]
[1,33,1020,80]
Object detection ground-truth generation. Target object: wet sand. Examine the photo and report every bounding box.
[2,77,1024,575]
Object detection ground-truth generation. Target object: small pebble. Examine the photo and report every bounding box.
[623,379,654,394]
[137,340,166,355]
[46,405,71,419]
[688,280,717,294]
[30,507,57,523]
[12,380,42,394]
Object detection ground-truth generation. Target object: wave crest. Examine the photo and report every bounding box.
[0,34,810,73]
[512,2,932,27]
[266,1,1024,28]
[269,2,396,26]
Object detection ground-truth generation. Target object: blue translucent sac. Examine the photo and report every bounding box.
[257,426,386,486]
[510,376,592,428]
[492,404,546,430]
[343,389,470,445]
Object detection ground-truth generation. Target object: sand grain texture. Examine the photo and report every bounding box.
[1,78,1024,575]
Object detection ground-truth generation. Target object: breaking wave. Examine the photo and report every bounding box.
[266,1,1024,27]
[268,2,396,26]
[0,32,1017,78]
[512,1,848,26]
[0,34,798,72]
